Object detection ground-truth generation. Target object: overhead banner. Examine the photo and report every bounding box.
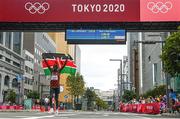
[0,0,140,22]
[140,0,180,21]
[0,0,179,22]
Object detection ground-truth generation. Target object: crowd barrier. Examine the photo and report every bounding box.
[0,105,23,110]
[120,102,160,114]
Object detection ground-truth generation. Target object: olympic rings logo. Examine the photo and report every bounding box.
[25,2,50,14]
[147,1,172,13]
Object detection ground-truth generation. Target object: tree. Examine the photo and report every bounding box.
[122,90,136,103]
[84,88,97,110]
[6,89,16,105]
[27,91,40,99]
[161,27,180,76]
[66,73,85,107]
[96,97,109,110]
[143,85,166,98]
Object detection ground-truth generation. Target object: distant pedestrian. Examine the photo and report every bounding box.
[169,89,177,112]
[44,96,49,111]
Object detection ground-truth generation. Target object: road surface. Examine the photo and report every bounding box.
[0,111,178,119]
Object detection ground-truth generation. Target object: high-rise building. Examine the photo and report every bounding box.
[23,32,56,98]
[23,50,34,97]
[122,56,130,92]
[139,32,168,94]
[0,32,24,104]
[127,32,168,94]
[127,32,139,95]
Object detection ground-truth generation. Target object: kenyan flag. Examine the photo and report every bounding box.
[42,53,76,76]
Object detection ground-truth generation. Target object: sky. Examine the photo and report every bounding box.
[79,45,127,91]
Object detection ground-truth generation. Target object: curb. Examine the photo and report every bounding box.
[0,110,40,112]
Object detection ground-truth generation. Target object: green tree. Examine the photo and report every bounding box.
[96,97,109,110]
[143,85,166,98]
[84,88,97,110]
[161,27,180,76]
[122,90,136,103]
[66,73,85,107]
[27,91,40,99]
[6,89,16,105]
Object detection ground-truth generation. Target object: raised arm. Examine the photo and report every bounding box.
[43,56,53,74]
[57,55,68,73]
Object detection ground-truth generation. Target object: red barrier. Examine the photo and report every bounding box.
[0,105,23,110]
[132,104,138,113]
[120,103,160,114]
[145,103,154,114]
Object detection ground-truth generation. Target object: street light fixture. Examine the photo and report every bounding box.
[109,59,122,111]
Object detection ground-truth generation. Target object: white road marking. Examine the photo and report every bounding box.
[22,115,55,119]
[0,118,14,119]
[16,116,30,117]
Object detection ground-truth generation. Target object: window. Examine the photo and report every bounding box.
[25,78,28,84]
[153,63,157,86]
[4,76,10,87]
[12,78,18,88]
[25,66,28,73]
[0,55,3,59]
[5,58,11,63]
[25,55,28,61]
[148,56,151,63]
[0,32,3,44]
[13,61,20,67]
[5,32,11,49]
[35,48,37,54]
[13,32,21,55]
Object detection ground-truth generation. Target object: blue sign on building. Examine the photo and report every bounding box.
[66,30,126,44]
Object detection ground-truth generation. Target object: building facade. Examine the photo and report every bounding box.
[0,32,24,104]
[48,32,81,109]
[95,89,114,108]
[128,32,168,94]
[23,32,56,98]
[127,32,139,95]
[139,32,168,93]
[122,56,130,92]
[23,50,34,97]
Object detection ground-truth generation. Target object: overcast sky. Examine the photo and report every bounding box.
[79,45,127,91]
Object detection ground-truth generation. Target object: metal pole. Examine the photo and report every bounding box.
[117,68,120,111]
[120,60,122,102]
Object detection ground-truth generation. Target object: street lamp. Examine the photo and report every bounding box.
[109,59,122,111]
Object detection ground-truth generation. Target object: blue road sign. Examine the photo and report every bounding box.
[66,29,126,44]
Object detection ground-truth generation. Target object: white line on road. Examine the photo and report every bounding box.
[16,116,30,118]
[22,115,55,119]
[0,118,14,119]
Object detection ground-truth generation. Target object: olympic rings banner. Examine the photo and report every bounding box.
[141,0,180,21]
[0,0,179,22]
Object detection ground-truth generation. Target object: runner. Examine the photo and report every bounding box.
[43,56,67,115]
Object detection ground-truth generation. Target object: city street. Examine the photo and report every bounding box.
[0,111,178,119]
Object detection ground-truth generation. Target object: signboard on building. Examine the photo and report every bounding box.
[66,30,126,44]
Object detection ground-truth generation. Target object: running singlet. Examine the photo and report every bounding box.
[50,72,59,88]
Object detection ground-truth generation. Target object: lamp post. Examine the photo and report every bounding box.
[109,59,122,111]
